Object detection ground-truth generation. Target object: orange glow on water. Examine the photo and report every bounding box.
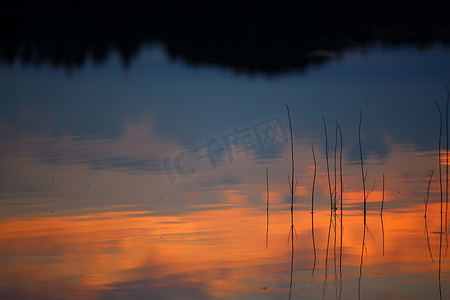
[0,202,448,299]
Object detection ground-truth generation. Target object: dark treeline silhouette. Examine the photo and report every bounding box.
[1,0,450,73]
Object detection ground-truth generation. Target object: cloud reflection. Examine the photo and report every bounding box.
[0,201,448,299]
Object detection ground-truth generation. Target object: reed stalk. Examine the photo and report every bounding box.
[358,111,366,300]
[311,143,317,213]
[446,84,449,236]
[445,84,449,257]
[380,173,385,215]
[434,100,443,300]
[285,104,295,300]
[338,122,343,280]
[334,121,338,209]
[424,169,435,262]
[266,167,269,250]
[311,142,317,275]
[323,116,333,210]
[359,111,366,211]
[425,170,434,217]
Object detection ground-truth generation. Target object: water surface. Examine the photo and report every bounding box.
[0,44,449,299]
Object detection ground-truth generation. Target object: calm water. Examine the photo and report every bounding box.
[1,44,450,299]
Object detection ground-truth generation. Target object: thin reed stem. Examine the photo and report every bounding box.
[380,173,385,256]
[338,122,343,279]
[311,142,317,275]
[425,170,434,217]
[323,116,333,209]
[434,100,443,300]
[285,104,295,300]
[358,111,366,300]
[445,84,449,257]
[334,212,337,281]
[446,84,449,234]
[359,111,366,211]
[381,173,385,215]
[423,169,434,262]
[439,222,443,300]
[266,167,269,250]
[425,215,435,262]
[286,104,294,218]
[323,210,333,299]
[333,122,339,285]
[434,101,443,229]
[381,214,385,257]
[334,121,338,210]
[338,122,343,204]
[311,207,317,275]
[358,215,366,300]
[312,143,317,213]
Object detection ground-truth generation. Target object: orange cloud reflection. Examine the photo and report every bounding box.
[0,202,448,299]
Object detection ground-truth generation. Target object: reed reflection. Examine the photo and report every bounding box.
[311,142,317,276]
[425,170,435,262]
